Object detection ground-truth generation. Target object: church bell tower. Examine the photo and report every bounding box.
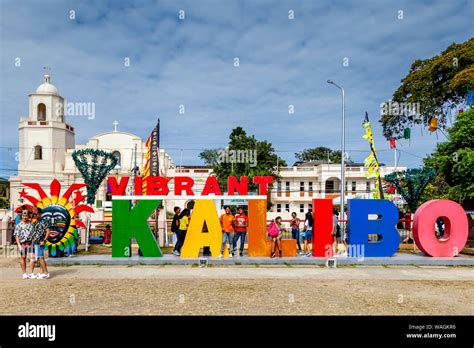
[18,74,75,175]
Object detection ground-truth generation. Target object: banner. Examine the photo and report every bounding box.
[362,112,384,199]
[141,119,160,194]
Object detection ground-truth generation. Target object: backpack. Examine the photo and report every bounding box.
[267,221,279,238]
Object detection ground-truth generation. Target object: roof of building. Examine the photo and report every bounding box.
[35,74,59,95]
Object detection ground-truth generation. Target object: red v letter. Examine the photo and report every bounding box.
[107,176,129,196]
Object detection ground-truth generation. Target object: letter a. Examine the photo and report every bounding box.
[180,200,222,258]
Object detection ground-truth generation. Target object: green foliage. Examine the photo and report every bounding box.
[0,197,9,209]
[72,149,118,205]
[424,108,474,202]
[380,38,474,139]
[294,146,352,164]
[199,127,286,194]
[384,168,436,213]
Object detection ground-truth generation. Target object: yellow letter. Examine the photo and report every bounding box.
[180,200,222,258]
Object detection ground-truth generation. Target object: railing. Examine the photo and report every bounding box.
[0,218,416,247]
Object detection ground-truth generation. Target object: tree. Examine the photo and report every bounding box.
[384,168,436,213]
[295,146,352,164]
[0,198,9,209]
[199,127,286,193]
[380,38,474,139]
[423,108,474,203]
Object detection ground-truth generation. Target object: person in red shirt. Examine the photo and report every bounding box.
[232,207,248,257]
[103,225,112,244]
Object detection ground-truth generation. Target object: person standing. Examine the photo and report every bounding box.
[14,210,34,279]
[290,212,302,253]
[171,206,181,256]
[332,208,341,254]
[269,217,285,258]
[30,208,51,279]
[218,206,235,258]
[174,208,189,256]
[233,207,248,257]
[302,211,313,256]
[103,224,112,244]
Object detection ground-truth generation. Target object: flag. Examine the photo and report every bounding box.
[362,112,384,199]
[389,138,396,149]
[141,119,160,194]
[403,128,411,139]
[428,117,438,132]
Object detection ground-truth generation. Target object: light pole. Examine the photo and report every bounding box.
[327,80,346,220]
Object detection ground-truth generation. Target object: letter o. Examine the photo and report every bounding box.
[413,200,468,257]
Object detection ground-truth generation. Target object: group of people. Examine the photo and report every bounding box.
[269,209,348,258]
[170,205,249,257]
[170,205,348,258]
[13,208,51,279]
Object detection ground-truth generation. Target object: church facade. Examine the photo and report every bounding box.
[9,75,176,222]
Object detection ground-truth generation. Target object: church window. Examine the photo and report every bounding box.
[34,145,42,160]
[112,151,121,166]
[37,103,46,121]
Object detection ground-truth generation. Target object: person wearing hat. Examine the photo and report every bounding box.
[13,209,34,279]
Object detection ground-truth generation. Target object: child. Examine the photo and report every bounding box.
[268,216,285,258]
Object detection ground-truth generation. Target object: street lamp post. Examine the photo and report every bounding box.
[327,80,346,220]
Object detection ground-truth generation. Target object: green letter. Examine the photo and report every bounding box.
[112,199,163,257]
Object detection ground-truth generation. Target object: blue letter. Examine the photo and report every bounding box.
[348,199,399,257]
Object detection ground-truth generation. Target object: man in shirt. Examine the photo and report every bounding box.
[30,207,51,279]
[171,206,181,256]
[232,207,248,257]
[14,209,34,279]
[218,206,235,258]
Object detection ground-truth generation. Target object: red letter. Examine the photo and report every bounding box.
[107,176,129,196]
[134,176,143,195]
[413,200,468,257]
[252,176,273,195]
[312,199,333,257]
[146,177,169,195]
[227,176,248,195]
[202,176,223,195]
[174,176,195,195]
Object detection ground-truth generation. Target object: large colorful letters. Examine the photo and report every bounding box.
[348,200,400,257]
[312,199,333,257]
[180,200,222,258]
[107,176,469,258]
[112,199,163,257]
[413,200,469,257]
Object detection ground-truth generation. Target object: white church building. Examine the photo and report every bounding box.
[8,74,176,224]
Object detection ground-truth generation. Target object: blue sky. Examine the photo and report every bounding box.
[0,0,472,177]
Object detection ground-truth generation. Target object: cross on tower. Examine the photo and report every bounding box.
[113,120,119,132]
